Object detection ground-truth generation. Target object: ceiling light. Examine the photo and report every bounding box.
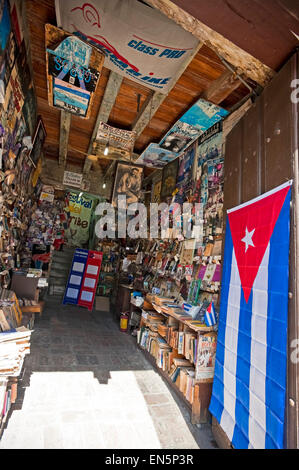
[103,182,106,189]
[104,142,109,156]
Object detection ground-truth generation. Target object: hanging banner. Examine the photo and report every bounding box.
[209,181,292,449]
[55,0,199,95]
[65,192,94,247]
[95,121,136,155]
[45,24,104,118]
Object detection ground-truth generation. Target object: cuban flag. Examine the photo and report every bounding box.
[209,181,292,449]
[205,302,216,327]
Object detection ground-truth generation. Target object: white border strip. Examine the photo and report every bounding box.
[227,180,293,214]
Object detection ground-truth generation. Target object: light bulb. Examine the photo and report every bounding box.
[104,143,109,156]
[103,182,106,189]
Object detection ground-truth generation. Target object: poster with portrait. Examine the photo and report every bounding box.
[29,117,46,166]
[177,142,196,188]
[112,162,143,207]
[151,178,162,203]
[195,333,217,382]
[160,157,179,200]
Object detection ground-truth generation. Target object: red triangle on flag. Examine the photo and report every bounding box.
[227,185,290,303]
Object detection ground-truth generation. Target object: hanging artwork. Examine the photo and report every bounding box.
[111,162,143,207]
[45,24,104,118]
[55,0,199,95]
[95,121,136,158]
[159,99,228,157]
[28,117,46,166]
[136,143,176,169]
[160,157,179,200]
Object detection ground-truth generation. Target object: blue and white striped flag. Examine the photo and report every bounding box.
[209,181,292,449]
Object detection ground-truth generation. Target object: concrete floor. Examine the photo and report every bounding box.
[0,298,217,449]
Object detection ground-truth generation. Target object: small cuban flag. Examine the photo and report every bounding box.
[205,302,216,327]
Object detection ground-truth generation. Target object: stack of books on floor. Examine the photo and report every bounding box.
[0,327,32,433]
[169,358,196,404]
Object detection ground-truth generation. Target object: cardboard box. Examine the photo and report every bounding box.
[95,296,110,312]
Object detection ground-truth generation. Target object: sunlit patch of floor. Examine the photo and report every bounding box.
[0,369,199,449]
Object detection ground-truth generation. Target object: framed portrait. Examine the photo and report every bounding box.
[160,157,179,200]
[111,162,143,207]
[29,116,46,166]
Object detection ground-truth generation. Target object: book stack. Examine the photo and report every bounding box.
[184,332,198,364]
[179,368,196,404]
[167,326,179,349]
[157,323,168,338]
[169,358,194,387]
[0,327,32,378]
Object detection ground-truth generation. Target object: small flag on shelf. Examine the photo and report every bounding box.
[205,302,216,327]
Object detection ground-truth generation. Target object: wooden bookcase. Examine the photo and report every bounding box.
[136,301,214,424]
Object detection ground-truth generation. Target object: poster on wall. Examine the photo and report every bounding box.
[136,143,176,169]
[111,162,143,207]
[55,0,199,95]
[45,24,104,118]
[209,181,292,449]
[195,334,217,382]
[151,178,162,204]
[160,157,179,200]
[177,142,196,188]
[65,192,95,247]
[63,171,83,189]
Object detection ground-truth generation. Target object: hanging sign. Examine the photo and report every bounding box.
[95,122,136,156]
[55,0,199,95]
[45,23,104,118]
[65,192,94,247]
[63,171,83,188]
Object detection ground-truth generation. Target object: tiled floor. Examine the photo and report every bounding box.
[0,298,217,449]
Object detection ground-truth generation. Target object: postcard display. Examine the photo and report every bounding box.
[63,249,103,311]
[128,125,225,422]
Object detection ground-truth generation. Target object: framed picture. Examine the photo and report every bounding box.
[29,116,46,166]
[111,162,143,207]
[160,157,179,200]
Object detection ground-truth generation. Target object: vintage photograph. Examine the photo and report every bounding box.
[112,162,143,207]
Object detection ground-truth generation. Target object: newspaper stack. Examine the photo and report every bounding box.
[0,327,32,378]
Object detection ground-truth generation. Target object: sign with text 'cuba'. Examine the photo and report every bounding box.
[55,0,199,94]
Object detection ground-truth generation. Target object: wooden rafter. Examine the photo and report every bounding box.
[59,111,72,167]
[201,70,242,104]
[146,0,275,87]
[83,71,123,174]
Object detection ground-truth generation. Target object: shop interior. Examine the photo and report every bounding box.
[0,0,298,450]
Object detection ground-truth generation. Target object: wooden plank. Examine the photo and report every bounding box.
[84,71,124,174]
[146,0,275,87]
[191,382,213,424]
[201,70,241,104]
[132,42,203,138]
[59,111,72,167]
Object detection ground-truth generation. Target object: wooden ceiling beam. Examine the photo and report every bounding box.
[83,70,123,174]
[59,111,72,167]
[146,0,275,87]
[201,70,242,104]
[131,42,203,139]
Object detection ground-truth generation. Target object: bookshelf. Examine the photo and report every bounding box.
[135,294,216,424]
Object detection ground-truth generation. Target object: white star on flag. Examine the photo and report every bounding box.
[241,227,255,252]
